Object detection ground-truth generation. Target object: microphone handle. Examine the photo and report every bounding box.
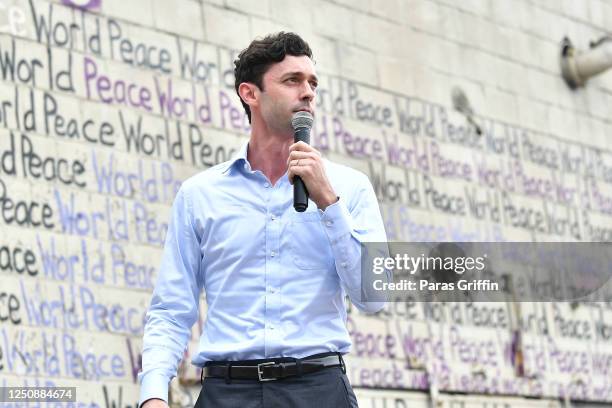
[293,128,310,212]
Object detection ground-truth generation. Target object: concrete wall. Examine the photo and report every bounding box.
[0,0,611,406]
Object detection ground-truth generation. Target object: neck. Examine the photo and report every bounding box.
[247,117,292,185]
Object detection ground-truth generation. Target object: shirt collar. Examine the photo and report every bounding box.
[222,140,249,175]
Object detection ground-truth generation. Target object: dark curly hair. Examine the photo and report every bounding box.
[234,32,313,123]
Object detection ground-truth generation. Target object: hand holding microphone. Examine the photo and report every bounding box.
[288,112,338,212]
[291,112,313,212]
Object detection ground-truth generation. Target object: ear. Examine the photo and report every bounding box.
[238,82,259,108]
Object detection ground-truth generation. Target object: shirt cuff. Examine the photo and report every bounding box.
[319,198,352,243]
[139,369,170,407]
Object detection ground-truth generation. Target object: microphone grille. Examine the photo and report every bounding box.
[291,111,314,130]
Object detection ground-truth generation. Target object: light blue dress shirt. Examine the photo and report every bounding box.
[138,142,387,405]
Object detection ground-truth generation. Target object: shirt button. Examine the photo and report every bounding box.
[270,251,276,257]
[271,214,277,221]
[341,261,348,268]
[269,325,275,330]
[264,182,270,188]
[326,220,333,227]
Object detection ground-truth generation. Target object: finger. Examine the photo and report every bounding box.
[289,158,316,169]
[287,151,318,164]
[289,165,308,181]
[288,167,294,184]
[287,155,316,169]
[296,143,321,157]
[289,143,322,160]
[287,164,310,184]
[290,141,315,152]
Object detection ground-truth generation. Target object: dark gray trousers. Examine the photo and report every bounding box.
[194,366,359,408]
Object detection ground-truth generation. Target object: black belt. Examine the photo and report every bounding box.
[202,352,346,383]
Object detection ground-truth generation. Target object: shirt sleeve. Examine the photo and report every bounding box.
[319,173,390,313]
[138,186,203,406]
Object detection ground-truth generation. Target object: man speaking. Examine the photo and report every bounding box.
[139,32,387,408]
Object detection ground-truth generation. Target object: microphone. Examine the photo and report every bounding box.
[291,111,314,212]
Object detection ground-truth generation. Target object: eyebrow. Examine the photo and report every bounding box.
[281,72,319,82]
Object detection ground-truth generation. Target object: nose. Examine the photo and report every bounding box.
[300,80,315,102]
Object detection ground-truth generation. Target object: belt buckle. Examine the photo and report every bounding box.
[257,361,276,381]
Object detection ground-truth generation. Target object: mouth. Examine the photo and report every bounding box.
[294,108,313,115]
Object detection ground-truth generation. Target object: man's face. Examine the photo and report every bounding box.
[257,55,318,135]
